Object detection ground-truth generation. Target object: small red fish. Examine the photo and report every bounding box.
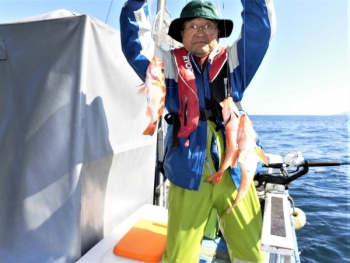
[221,114,268,218]
[206,97,240,184]
[137,57,166,136]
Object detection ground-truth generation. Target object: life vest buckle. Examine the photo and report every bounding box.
[164,113,180,125]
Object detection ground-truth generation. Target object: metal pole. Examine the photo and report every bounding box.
[155,0,167,207]
[156,0,166,46]
[157,119,164,207]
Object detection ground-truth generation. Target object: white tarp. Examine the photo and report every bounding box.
[0,10,157,263]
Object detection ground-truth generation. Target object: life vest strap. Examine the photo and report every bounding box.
[164,101,242,126]
[164,107,219,126]
[199,107,220,121]
[164,100,242,150]
[164,102,242,128]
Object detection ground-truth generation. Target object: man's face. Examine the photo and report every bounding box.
[181,18,219,58]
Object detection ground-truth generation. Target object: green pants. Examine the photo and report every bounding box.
[162,121,265,263]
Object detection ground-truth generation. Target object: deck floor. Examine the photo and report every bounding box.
[200,237,230,263]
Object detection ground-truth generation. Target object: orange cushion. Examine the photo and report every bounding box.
[113,219,167,263]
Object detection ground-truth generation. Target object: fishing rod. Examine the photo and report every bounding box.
[307,161,350,167]
[265,161,350,169]
[255,151,349,188]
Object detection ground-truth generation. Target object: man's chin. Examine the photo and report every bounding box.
[191,45,210,56]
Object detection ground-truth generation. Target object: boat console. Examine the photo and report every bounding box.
[256,152,308,263]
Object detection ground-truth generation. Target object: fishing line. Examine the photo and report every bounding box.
[219,0,231,97]
[105,0,114,24]
[219,0,228,46]
[217,0,222,18]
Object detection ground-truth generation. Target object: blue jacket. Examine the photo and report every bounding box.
[120,0,276,191]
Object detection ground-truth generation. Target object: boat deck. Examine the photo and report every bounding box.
[77,204,299,263]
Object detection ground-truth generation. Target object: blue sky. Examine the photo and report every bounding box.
[0,0,349,115]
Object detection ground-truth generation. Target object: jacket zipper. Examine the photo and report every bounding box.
[184,96,188,126]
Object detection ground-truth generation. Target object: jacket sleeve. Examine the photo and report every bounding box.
[229,0,276,102]
[119,0,155,81]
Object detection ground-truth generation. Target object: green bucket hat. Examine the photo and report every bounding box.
[168,0,234,43]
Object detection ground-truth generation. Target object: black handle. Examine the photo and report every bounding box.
[255,161,309,188]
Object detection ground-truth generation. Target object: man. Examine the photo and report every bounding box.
[120,0,276,262]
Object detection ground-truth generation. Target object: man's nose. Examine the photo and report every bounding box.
[195,27,205,35]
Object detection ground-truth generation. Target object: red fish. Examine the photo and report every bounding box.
[137,57,166,136]
[223,114,268,217]
[206,97,240,184]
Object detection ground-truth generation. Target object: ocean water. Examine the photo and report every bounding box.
[250,115,350,263]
